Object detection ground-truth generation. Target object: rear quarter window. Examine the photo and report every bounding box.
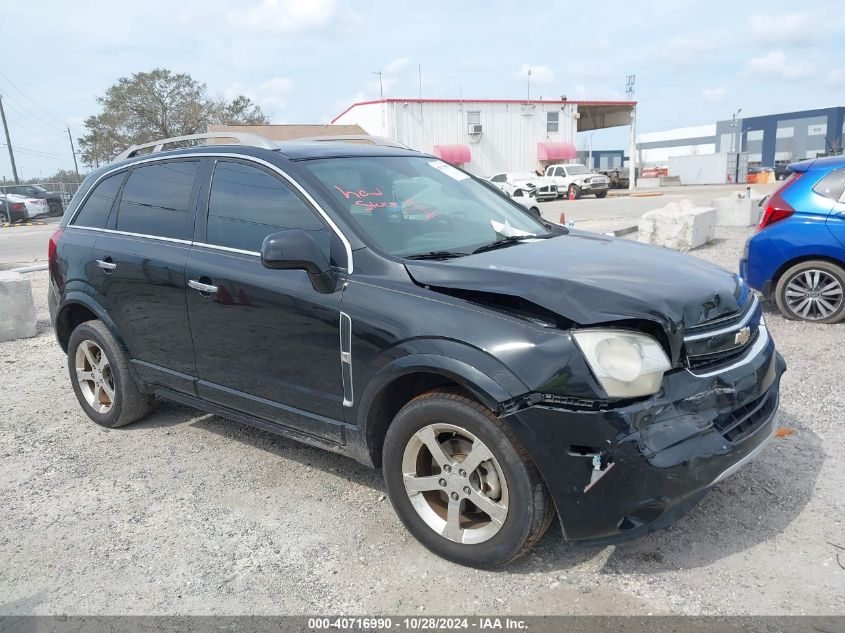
[115,161,200,240]
[812,168,845,201]
[71,172,127,228]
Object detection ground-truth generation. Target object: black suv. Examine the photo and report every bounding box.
[2,184,65,216]
[48,133,785,568]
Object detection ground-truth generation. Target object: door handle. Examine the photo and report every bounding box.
[188,279,218,295]
[96,259,117,271]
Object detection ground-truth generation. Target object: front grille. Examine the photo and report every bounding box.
[714,391,776,443]
[686,329,760,370]
[684,296,761,372]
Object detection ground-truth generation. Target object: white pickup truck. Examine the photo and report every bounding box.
[544,164,609,199]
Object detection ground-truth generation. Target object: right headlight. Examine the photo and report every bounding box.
[571,329,671,398]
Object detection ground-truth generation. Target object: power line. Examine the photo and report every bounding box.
[0,69,67,126]
[0,89,68,134]
[1,94,67,138]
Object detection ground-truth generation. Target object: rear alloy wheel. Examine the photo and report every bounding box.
[383,389,553,568]
[67,320,155,427]
[0,212,9,227]
[775,260,845,323]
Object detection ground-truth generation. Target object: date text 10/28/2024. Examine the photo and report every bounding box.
[308,617,528,630]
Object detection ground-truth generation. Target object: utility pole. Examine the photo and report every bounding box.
[67,126,80,182]
[626,75,636,191]
[0,95,20,184]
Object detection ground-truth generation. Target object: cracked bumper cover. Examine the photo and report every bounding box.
[501,328,786,544]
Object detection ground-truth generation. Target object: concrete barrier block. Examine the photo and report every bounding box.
[636,177,662,189]
[638,200,716,251]
[0,271,37,342]
[712,194,759,227]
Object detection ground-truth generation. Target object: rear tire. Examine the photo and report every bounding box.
[775,260,845,323]
[67,320,155,428]
[382,389,553,568]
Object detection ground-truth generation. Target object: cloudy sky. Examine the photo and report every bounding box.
[0,0,842,179]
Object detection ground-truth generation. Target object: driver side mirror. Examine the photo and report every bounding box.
[261,229,338,294]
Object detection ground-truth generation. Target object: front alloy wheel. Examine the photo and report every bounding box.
[383,389,553,568]
[402,423,508,544]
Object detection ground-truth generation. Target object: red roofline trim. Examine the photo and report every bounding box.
[331,98,637,123]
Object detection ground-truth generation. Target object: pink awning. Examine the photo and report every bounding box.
[537,142,577,161]
[432,144,471,165]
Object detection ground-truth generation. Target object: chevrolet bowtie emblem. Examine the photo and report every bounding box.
[734,327,751,346]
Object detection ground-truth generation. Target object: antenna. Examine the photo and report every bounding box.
[625,74,636,100]
[527,68,532,102]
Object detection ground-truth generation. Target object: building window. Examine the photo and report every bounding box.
[467,111,481,125]
[547,111,559,133]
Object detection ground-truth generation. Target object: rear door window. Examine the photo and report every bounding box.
[812,168,845,201]
[115,161,200,240]
[72,172,127,228]
[206,160,327,253]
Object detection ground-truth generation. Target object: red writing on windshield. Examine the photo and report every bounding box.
[334,185,384,200]
[355,200,398,212]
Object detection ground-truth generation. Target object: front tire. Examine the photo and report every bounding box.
[67,320,154,428]
[775,260,845,323]
[567,184,582,199]
[382,389,553,568]
[595,190,608,198]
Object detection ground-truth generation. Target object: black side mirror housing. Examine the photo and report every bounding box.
[261,229,338,293]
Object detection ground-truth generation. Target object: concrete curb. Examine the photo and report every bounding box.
[10,264,48,273]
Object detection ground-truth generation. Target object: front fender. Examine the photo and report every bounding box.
[356,353,519,430]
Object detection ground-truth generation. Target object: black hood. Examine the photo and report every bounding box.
[404,230,747,337]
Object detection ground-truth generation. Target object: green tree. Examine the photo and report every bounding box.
[79,69,268,167]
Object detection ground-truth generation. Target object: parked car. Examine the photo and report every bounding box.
[741,155,845,323]
[1,192,50,220]
[1,184,65,216]
[50,132,785,568]
[773,164,792,181]
[601,169,629,189]
[0,194,29,225]
[543,163,609,198]
[488,172,558,201]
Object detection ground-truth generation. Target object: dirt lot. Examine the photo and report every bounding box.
[1,227,843,616]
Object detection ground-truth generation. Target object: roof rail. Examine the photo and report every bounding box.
[286,135,413,150]
[114,132,277,162]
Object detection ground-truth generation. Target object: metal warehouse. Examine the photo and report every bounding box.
[638,106,845,168]
[332,98,637,186]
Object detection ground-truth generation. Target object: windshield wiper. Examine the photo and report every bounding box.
[404,250,467,260]
[471,234,547,255]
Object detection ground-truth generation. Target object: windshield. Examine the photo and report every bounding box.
[565,165,590,175]
[302,156,551,257]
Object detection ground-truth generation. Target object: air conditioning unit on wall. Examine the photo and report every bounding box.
[468,123,483,135]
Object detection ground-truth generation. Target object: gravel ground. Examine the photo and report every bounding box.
[1,228,843,616]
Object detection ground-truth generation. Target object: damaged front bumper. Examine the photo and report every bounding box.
[501,326,786,544]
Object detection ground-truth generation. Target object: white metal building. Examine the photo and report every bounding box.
[332,98,637,185]
[636,124,717,166]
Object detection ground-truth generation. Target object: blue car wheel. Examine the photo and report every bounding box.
[774,259,845,323]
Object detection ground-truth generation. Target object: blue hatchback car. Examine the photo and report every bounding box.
[741,155,845,323]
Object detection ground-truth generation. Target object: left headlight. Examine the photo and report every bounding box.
[571,329,671,398]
